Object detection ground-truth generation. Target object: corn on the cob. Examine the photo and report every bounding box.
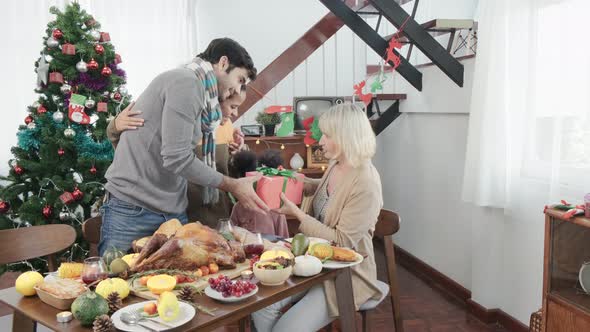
[57,262,83,279]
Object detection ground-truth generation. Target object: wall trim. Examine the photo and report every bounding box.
[395,245,529,332]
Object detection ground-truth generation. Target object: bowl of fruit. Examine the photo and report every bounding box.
[253,250,294,286]
[204,275,258,303]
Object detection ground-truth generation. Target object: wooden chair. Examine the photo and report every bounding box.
[0,224,76,272]
[82,216,102,257]
[358,209,403,332]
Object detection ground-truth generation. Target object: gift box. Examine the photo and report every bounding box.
[61,43,76,55]
[96,102,108,113]
[246,167,304,209]
[49,72,64,84]
[100,32,111,42]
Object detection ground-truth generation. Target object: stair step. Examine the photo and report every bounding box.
[383,19,476,42]
[374,93,406,101]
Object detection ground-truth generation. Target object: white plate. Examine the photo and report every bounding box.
[204,285,258,303]
[322,252,364,269]
[111,300,195,332]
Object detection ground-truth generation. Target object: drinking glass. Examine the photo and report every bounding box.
[81,257,108,286]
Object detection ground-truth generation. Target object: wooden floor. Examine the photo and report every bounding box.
[0,244,510,332]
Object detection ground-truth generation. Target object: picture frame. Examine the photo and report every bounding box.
[307,144,330,168]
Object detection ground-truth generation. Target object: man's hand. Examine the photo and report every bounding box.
[219,174,269,214]
[114,101,144,132]
[229,128,245,155]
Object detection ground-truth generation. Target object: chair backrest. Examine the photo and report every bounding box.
[375,209,400,238]
[0,224,76,271]
[82,216,102,257]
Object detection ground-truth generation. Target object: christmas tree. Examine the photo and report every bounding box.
[0,3,130,273]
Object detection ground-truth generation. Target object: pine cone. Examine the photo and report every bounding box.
[179,285,197,302]
[93,314,115,332]
[106,292,123,315]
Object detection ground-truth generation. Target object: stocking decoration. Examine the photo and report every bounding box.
[68,94,90,125]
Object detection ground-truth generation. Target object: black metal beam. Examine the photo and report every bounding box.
[371,0,464,87]
[320,0,422,91]
[373,100,401,135]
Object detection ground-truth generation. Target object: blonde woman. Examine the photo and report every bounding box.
[252,103,385,332]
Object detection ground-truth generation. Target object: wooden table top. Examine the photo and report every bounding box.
[0,269,341,332]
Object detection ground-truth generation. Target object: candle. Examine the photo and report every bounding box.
[321,166,326,171]
[241,270,253,280]
[56,311,73,323]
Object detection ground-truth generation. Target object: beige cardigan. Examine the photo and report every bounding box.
[299,160,384,317]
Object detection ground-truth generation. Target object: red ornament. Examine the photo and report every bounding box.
[353,80,374,106]
[42,205,53,219]
[88,59,99,70]
[57,148,65,156]
[99,32,111,42]
[24,116,33,125]
[0,201,10,214]
[114,54,122,64]
[90,166,97,174]
[72,187,84,201]
[37,105,47,114]
[94,44,104,55]
[13,165,24,175]
[101,66,112,77]
[59,192,74,205]
[112,92,122,101]
[52,29,63,39]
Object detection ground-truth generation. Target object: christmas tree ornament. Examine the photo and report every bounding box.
[52,95,60,103]
[42,205,53,219]
[88,58,99,70]
[60,83,72,94]
[114,54,122,64]
[85,17,96,28]
[52,111,65,123]
[353,80,373,106]
[0,200,10,214]
[85,98,96,109]
[59,208,70,221]
[62,43,76,55]
[101,66,112,77]
[76,60,88,73]
[118,86,128,95]
[106,292,122,315]
[101,91,110,99]
[24,116,34,124]
[46,37,59,48]
[64,127,76,138]
[90,30,101,41]
[37,56,49,86]
[97,102,108,113]
[32,101,41,108]
[385,36,402,70]
[94,44,104,55]
[37,105,47,114]
[90,165,97,174]
[72,187,84,201]
[92,314,114,332]
[58,148,65,156]
[45,54,53,63]
[68,94,90,124]
[49,72,64,84]
[100,32,111,42]
[13,164,24,175]
[52,29,63,39]
[111,92,121,101]
[59,191,74,205]
[89,114,99,125]
[73,172,83,183]
[27,122,36,129]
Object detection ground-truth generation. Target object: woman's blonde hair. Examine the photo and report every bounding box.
[318,102,376,168]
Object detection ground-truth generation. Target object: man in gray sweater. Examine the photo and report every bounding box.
[99,38,267,255]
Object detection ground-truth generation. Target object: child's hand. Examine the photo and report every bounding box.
[115,101,144,132]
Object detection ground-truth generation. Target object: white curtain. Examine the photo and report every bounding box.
[462,0,590,209]
[0,0,199,175]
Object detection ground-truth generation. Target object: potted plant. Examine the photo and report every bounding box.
[255,111,281,136]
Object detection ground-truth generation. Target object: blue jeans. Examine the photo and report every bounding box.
[98,193,188,256]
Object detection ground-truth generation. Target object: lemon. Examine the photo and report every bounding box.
[15,271,44,296]
[157,291,180,322]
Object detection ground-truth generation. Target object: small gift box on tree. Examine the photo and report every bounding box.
[246,166,304,209]
[49,72,64,84]
[61,43,76,55]
[100,32,110,42]
[97,102,108,112]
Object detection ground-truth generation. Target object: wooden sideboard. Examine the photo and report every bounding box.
[543,209,590,331]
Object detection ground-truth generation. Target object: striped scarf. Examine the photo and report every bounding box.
[186,57,222,204]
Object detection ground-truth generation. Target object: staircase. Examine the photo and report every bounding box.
[238,0,477,136]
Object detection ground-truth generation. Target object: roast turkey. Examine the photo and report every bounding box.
[131,219,246,272]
